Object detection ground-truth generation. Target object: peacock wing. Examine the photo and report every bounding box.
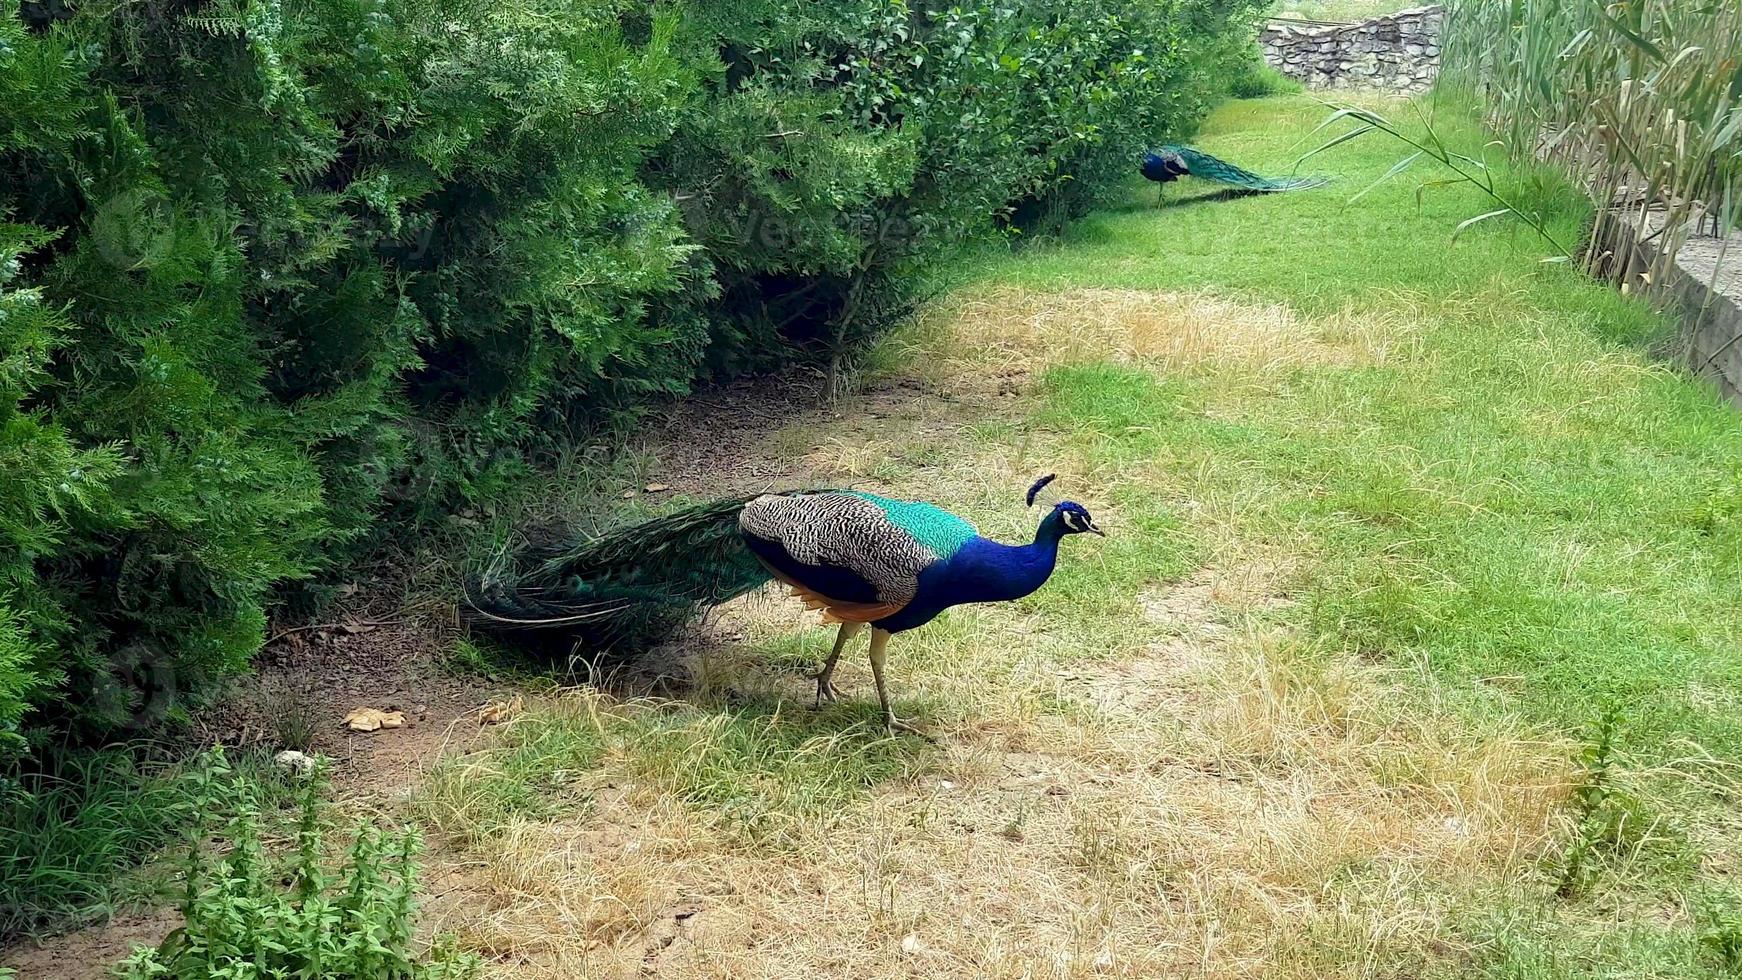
[1141,147,1188,182]
[738,491,974,620]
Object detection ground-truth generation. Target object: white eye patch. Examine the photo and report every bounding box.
[1061,510,1084,531]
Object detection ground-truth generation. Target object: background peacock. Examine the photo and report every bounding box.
[1141,144,1328,201]
[467,476,1103,734]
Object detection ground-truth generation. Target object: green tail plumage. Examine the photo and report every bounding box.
[1142,144,1329,193]
[465,495,774,656]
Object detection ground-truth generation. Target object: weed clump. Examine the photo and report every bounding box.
[115,751,474,980]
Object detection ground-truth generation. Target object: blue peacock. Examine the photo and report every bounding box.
[466,475,1102,735]
[1141,144,1328,202]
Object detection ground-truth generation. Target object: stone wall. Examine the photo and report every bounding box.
[1262,5,1443,93]
[1595,214,1742,410]
[1599,218,1742,410]
[1673,243,1742,410]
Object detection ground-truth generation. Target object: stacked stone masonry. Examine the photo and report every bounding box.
[1262,5,1443,93]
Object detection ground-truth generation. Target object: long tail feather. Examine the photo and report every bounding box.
[465,495,775,656]
[1148,144,1329,192]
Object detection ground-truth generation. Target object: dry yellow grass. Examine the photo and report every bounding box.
[416,286,1576,979]
[901,285,1415,387]
[421,603,1570,978]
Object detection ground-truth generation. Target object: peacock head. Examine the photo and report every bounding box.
[1025,474,1105,538]
[1053,501,1105,537]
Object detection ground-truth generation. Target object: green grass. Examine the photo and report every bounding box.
[1228,59,1304,100]
[619,699,928,840]
[1272,0,1413,22]
[972,92,1742,975]
[0,745,294,941]
[987,93,1742,756]
[422,690,931,849]
[992,98,1613,315]
[0,749,185,939]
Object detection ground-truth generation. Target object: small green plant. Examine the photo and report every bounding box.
[115,751,476,980]
[260,677,320,754]
[1,747,185,940]
[1,745,299,941]
[1698,893,1742,972]
[1554,701,1630,899]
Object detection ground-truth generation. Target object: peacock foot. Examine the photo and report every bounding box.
[811,675,841,706]
[884,713,932,741]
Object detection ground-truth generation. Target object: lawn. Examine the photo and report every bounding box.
[408,92,1742,979]
[959,92,1742,973]
[1272,0,1415,22]
[977,95,1742,760]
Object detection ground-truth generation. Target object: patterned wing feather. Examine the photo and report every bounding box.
[738,491,972,612]
[1157,144,1329,192]
[846,492,977,559]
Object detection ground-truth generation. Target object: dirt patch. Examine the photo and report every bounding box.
[627,369,1011,499]
[422,658,1570,980]
[624,367,832,498]
[415,538,1570,978]
[210,618,516,796]
[0,911,183,980]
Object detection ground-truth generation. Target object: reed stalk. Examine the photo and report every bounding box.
[1439,0,1741,292]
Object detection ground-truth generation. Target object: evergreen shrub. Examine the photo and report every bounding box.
[0,0,1264,747]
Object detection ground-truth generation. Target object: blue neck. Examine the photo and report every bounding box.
[942,513,1066,605]
[1032,510,1070,548]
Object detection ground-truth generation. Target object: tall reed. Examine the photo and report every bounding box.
[1440,0,1741,291]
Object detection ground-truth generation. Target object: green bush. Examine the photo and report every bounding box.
[1228,54,1303,98]
[114,752,476,979]
[0,0,1266,749]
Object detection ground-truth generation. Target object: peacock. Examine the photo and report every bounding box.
[465,476,1103,735]
[1141,144,1328,202]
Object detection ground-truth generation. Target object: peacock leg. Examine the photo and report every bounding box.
[868,628,927,738]
[811,621,862,706]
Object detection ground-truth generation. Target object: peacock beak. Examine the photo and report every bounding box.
[1087,520,1105,537]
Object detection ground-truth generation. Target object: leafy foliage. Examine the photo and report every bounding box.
[114,751,476,979]
[0,0,1266,753]
[1227,56,1301,99]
